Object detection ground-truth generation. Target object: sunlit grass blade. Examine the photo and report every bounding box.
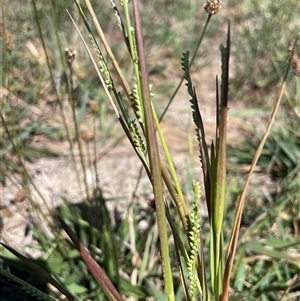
[210,23,230,298]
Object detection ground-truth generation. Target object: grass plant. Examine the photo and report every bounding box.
[1,0,299,301]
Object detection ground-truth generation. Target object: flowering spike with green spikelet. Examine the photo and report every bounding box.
[130,84,144,123]
[288,40,300,76]
[128,119,146,153]
[89,33,114,91]
[130,26,139,64]
[187,180,202,300]
[181,51,200,127]
[181,51,194,102]
[192,180,201,202]
[182,51,211,215]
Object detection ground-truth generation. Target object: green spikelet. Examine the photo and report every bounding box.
[193,180,201,201]
[130,84,143,123]
[181,51,199,127]
[130,26,139,64]
[187,180,202,300]
[89,33,114,91]
[181,51,204,162]
[128,119,146,153]
[181,51,194,98]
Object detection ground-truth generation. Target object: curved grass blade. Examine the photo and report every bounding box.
[0,264,56,301]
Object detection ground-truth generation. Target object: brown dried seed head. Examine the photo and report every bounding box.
[288,41,300,77]
[288,40,294,53]
[132,253,142,267]
[1,206,13,218]
[80,130,94,143]
[14,188,28,203]
[89,100,100,113]
[5,30,14,52]
[65,48,76,64]
[148,198,156,212]
[203,0,222,15]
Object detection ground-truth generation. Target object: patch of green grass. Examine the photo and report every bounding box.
[228,0,300,103]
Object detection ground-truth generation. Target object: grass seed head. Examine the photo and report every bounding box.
[65,48,76,64]
[3,29,15,52]
[14,188,28,203]
[89,100,100,114]
[80,130,94,143]
[203,0,222,15]
[288,41,300,77]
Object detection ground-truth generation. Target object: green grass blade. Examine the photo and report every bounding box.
[132,0,174,299]
[210,24,230,297]
[0,242,76,301]
[0,264,57,301]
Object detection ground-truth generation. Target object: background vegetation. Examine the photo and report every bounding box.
[1,0,299,300]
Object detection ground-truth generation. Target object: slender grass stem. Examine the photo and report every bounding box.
[152,106,188,228]
[37,0,85,196]
[132,1,174,299]
[159,14,212,122]
[67,63,90,200]
[83,0,132,100]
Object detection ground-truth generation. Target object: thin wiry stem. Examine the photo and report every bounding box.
[159,14,212,122]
